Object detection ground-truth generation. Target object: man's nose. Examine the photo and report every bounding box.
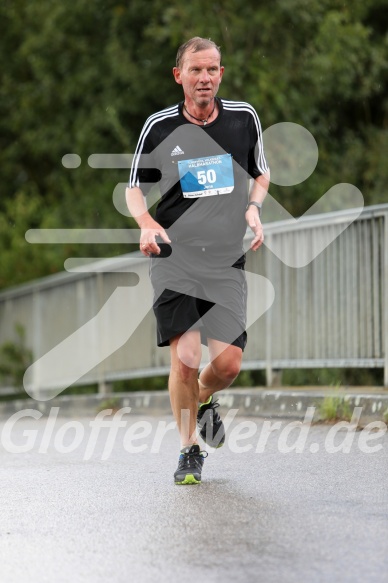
[199,69,211,83]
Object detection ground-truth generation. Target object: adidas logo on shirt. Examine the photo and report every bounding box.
[171,145,184,156]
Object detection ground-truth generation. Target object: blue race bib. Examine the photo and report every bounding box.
[178,154,234,198]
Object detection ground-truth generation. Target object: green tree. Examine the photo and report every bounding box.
[0,0,387,288]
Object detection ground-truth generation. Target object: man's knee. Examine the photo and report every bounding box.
[212,355,242,383]
[171,333,202,381]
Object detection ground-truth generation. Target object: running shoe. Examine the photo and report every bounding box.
[174,444,208,485]
[197,396,225,448]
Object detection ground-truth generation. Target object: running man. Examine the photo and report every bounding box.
[126,37,269,484]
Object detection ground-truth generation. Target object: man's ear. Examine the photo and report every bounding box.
[173,67,182,85]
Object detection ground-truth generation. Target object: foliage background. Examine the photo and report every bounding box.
[1,0,387,288]
[0,0,387,387]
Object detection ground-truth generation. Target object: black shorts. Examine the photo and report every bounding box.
[149,244,247,350]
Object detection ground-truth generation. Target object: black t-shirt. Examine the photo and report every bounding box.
[129,98,268,248]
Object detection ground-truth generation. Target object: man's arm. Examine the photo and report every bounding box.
[245,170,270,251]
[125,186,171,256]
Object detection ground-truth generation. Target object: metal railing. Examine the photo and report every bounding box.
[0,203,387,395]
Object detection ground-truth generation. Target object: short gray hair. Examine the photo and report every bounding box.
[176,37,222,68]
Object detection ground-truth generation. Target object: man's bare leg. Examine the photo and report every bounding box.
[198,339,242,403]
[169,330,202,447]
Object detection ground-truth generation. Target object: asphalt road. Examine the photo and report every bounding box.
[0,411,387,583]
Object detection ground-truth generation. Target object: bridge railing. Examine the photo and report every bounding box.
[0,204,387,396]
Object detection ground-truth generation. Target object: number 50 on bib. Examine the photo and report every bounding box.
[178,154,235,198]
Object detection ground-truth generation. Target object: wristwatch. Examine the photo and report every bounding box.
[246,201,262,216]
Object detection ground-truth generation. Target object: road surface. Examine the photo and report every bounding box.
[0,411,387,582]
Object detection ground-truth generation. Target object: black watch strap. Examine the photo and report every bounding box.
[246,201,262,216]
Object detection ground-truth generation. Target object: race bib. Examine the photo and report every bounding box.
[178,154,234,198]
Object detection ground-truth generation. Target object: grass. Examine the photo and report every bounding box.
[317,383,353,423]
[96,397,121,413]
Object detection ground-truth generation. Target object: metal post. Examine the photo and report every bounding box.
[32,288,42,399]
[98,380,112,395]
[384,213,388,388]
[265,235,273,387]
[96,272,109,395]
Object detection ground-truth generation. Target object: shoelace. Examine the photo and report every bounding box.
[178,450,208,470]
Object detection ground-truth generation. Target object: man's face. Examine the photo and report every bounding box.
[173,48,224,107]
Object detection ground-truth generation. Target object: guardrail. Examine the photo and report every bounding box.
[0,203,387,396]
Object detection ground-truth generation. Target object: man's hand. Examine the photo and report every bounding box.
[245,172,269,251]
[246,207,264,251]
[139,217,171,256]
[125,186,171,256]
